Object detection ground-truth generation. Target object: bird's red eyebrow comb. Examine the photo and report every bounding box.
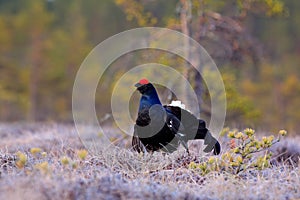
[139,79,149,85]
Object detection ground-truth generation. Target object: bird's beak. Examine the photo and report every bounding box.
[135,82,142,88]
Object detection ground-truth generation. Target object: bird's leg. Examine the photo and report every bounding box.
[186,147,190,155]
[181,140,190,155]
[142,143,148,155]
[175,133,190,155]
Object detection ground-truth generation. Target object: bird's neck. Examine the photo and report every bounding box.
[138,92,161,112]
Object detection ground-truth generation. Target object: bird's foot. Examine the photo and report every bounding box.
[186,149,190,156]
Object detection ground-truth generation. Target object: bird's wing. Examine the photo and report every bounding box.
[164,105,198,124]
[148,104,185,135]
[164,105,199,135]
[164,111,190,152]
[164,105,221,155]
[164,105,208,138]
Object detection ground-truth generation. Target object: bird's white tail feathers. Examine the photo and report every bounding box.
[169,100,186,109]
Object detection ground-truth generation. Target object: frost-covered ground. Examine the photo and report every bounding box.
[0,123,299,200]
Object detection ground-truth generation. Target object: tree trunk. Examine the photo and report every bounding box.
[180,0,193,107]
[28,33,42,121]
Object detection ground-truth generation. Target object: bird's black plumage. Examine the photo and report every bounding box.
[132,79,221,155]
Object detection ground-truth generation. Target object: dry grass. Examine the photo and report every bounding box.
[0,123,299,200]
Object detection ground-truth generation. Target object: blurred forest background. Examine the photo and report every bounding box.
[0,0,299,134]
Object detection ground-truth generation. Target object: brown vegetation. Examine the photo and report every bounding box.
[0,124,299,199]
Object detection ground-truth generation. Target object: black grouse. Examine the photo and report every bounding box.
[132,78,221,155]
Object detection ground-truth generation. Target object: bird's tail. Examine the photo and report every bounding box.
[191,121,221,155]
[202,131,221,155]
